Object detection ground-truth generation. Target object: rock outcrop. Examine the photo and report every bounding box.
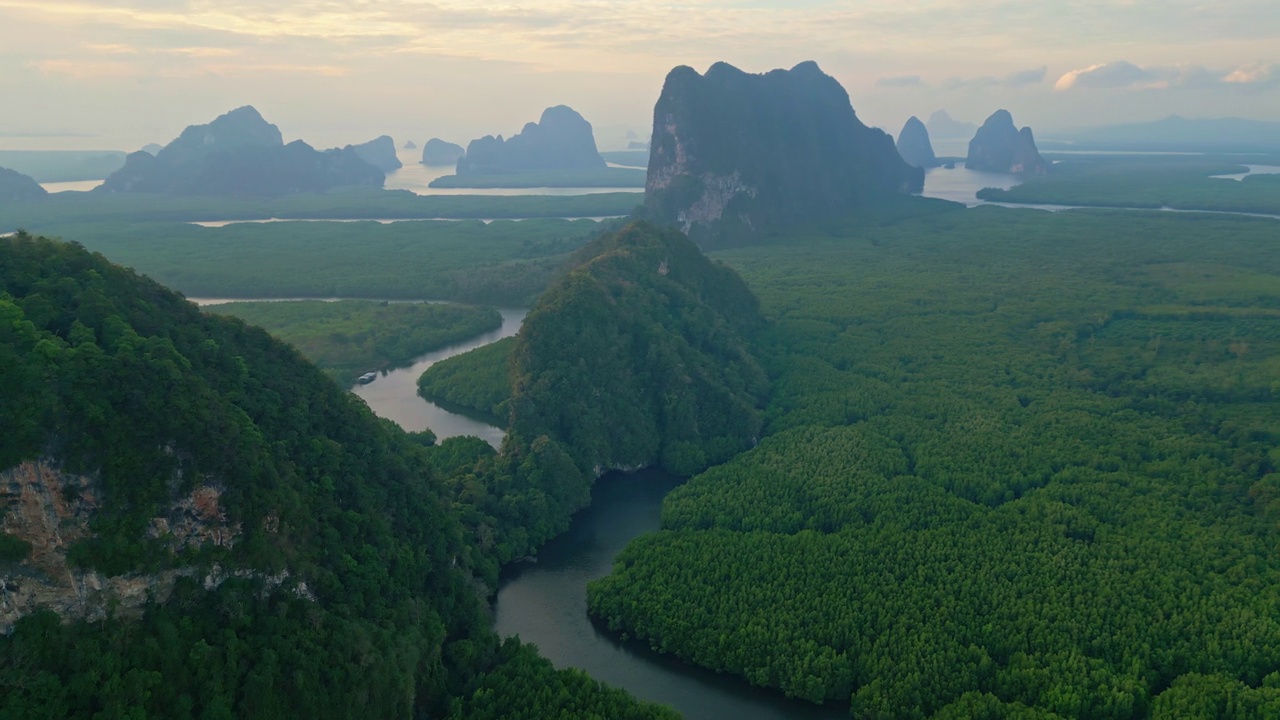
[403,140,417,150]
[456,106,605,175]
[0,166,47,202]
[421,138,465,166]
[896,116,939,169]
[345,135,402,173]
[926,109,977,139]
[643,61,924,249]
[0,460,239,632]
[965,110,1049,175]
[97,106,384,197]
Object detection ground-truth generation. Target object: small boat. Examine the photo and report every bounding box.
[356,372,377,385]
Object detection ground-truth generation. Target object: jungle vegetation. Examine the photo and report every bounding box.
[206,300,502,383]
[586,205,1280,718]
[427,167,646,189]
[40,218,621,306]
[0,186,640,229]
[0,232,675,719]
[417,335,516,419]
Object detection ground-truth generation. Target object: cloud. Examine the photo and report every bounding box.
[1054,61,1159,90]
[1055,60,1279,91]
[1225,63,1276,85]
[876,74,923,88]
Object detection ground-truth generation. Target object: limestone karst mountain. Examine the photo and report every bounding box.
[642,61,924,248]
[965,110,1050,175]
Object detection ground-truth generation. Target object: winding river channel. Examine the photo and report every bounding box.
[329,304,842,719]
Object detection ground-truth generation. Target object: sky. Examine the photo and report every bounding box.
[0,0,1277,151]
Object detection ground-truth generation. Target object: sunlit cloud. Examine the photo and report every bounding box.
[1055,60,1280,91]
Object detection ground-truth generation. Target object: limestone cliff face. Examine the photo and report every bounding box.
[0,460,240,632]
[643,61,924,249]
[456,106,605,175]
[896,116,939,169]
[965,110,1050,175]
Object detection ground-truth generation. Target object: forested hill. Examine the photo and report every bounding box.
[0,233,676,719]
[510,220,769,477]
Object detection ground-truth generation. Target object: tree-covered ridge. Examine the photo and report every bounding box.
[0,233,677,719]
[433,221,770,583]
[417,335,516,419]
[588,207,1280,718]
[207,299,501,383]
[509,220,768,477]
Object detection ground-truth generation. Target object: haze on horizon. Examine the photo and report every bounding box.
[1,0,1277,152]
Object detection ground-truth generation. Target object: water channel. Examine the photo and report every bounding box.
[193,294,842,718]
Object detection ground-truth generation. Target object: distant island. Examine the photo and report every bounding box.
[344,135,402,173]
[966,110,1049,175]
[421,138,465,166]
[96,106,384,198]
[642,60,924,248]
[425,107,641,189]
[457,105,605,176]
[896,116,940,169]
[403,140,417,150]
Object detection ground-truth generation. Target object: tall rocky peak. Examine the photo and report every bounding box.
[456,105,605,175]
[926,109,977,139]
[97,106,384,197]
[965,109,1050,175]
[157,105,284,165]
[422,138,465,166]
[643,61,924,249]
[0,166,47,202]
[896,116,939,169]
[345,135,402,173]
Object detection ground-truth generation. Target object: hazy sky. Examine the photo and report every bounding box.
[1,0,1277,151]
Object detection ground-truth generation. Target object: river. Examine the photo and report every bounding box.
[192,297,524,448]
[324,299,843,718]
[493,468,846,720]
[348,307,526,448]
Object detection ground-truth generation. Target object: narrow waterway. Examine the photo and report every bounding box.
[349,308,526,447]
[319,298,844,718]
[493,469,846,720]
[192,297,524,448]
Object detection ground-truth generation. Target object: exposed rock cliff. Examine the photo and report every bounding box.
[456,106,605,175]
[896,116,939,169]
[0,460,238,632]
[0,166,47,202]
[965,110,1050,175]
[345,135,402,173]
[422,138,465,166]
[642,61,924,249]
[97,106,385,197]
